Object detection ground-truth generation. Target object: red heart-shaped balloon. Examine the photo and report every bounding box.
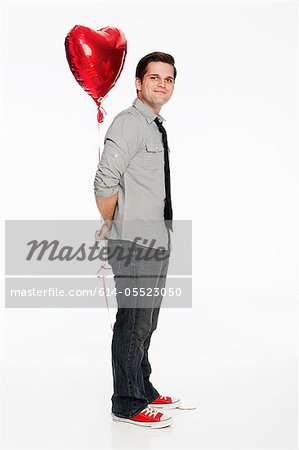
[65,25,127,122]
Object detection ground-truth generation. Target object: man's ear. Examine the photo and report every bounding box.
[135,77,142,92]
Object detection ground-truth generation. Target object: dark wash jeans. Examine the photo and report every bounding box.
[107,238,170,418]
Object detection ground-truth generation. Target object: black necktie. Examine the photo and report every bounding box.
[154,117,173,231]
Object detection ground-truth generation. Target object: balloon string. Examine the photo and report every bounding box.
[97,122,101,161]
[97,103,107,124]
[96,255,114,332]
[101,105,107,116]
[96,122,115,332]
[176,403,199,411]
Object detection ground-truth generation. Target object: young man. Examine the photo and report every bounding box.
[94,52,180,428]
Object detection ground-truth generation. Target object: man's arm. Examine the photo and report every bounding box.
[95,192,118,240]
[95,192,118,222]
[93,113,141,239]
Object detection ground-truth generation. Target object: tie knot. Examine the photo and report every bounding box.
[154,117,165,133]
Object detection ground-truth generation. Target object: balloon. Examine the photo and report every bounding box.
[65,25,127,122]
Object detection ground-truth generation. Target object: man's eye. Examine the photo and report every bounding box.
[166,79,173,83]
[150,76,158,79]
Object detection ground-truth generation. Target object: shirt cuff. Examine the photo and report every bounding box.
[94,185,119,198]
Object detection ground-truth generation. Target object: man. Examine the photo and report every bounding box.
[94,52,180,428]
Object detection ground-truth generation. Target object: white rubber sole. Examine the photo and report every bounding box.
[111,412,173,428]
[148,399,181,410]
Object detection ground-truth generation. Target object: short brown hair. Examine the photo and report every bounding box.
[135,51,177,88]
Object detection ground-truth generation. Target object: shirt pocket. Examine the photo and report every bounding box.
[144,141,164,169]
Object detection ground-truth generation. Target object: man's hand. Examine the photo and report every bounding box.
[95,219,113,241]
[94,192,118,241]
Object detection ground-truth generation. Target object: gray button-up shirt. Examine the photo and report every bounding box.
[94,97,171,250]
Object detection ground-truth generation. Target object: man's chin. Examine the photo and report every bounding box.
[153,97,169,107]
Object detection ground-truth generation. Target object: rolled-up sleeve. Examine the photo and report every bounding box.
[94,112,141,198]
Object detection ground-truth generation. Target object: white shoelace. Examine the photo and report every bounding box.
[142,406,159,418]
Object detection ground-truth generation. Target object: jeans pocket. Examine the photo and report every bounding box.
[108,241,138,277]
[107,242,123,273]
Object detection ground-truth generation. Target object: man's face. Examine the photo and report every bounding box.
[135,61,175,113]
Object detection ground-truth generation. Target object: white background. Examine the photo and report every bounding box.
[1,1,297,449]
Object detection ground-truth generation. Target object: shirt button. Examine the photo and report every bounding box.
[155,146,158,150]
[115,154,118,157]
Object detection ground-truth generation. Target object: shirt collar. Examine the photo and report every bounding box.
[132,97,166,124]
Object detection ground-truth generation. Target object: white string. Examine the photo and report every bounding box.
[96,122,115,331]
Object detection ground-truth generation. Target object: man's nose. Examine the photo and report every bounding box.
[157,78,165,88]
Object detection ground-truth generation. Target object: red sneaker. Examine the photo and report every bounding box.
[111,406,173,428]
[149,395,181,410]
